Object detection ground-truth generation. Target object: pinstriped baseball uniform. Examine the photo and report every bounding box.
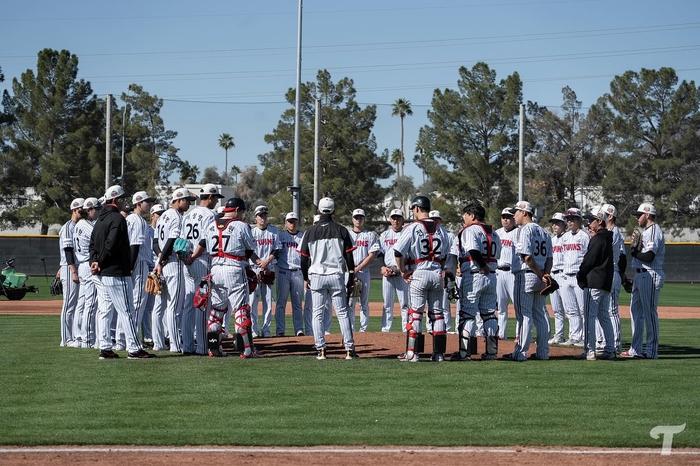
[124,212,152,346]
[393,219,450,344]
[73,218,98,348]
[153,208,187,353]
[59,219,79,346]
[250,224,279,337]
[141,224,156,342]
[182,206,216,354]
[549,232,566,342]
[298,231,331,336]
[629,223,665,359]
[348,228,379,332]
[429,229,459,333]
[512,222,552,360]
[596,226,624,351]
[378,228,409,332]
[495,226,517,339]
[275,229,305,335]
[559,229,589,343]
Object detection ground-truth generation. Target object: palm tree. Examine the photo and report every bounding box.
[218,133,235,175]
[390,149,403,182]
[230,165,241,184]
[391,98,413,177]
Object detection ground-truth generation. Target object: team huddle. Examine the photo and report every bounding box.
[57,186,666,362]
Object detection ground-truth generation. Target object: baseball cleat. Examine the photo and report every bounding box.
[399,352,419,362]
[98,349,119,360]
[449,351,470,361]
[296,331,304,337]
[127,349,156,359]
[345,350,360,360]
[240,349,264,359]
[481,353,497,360]
[430,353,445,362]
[548,337,564,345]
[316,349,327,360]
[528,353,549,360]
[597,351,616,360]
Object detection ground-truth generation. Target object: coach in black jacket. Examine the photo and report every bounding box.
[90,185,154,360]
[576,206,615,360]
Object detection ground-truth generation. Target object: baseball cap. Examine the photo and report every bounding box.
[635,203,656,216]
[564,207,583,219]
[389,208,404,218]
[318,197,335,214]
[83,197,101,210]
[170,187,196,204]
[152,204,166,215]
[70,198,86,210]
[200,183,224,199]
[285,212,299,222]
[352,208,365,218]
[254,205,269,216]
[429,210,442,219]
[132,191,156,205]
[583,205,606,222]
[104,185,127,201]
[501,208,515,217]
[313,214,320,224]
[549,212,566,223]
[602,203,618,218]
[512,201,533,214]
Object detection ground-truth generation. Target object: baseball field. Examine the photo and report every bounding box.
[1,281,699,465]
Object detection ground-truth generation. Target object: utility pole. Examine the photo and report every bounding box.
[105,94,112,190]
[518,103,524,201]
[291,0,303,217]
[313,98,321,215]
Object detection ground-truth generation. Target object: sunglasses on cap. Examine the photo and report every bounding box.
[286,218,298,223]
[501,215,513,219]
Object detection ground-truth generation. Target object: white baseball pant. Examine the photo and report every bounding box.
[380,274,409,332]
[96,275,143,353]
[152,260,185,353]
[595,273,622,351]
[348,269,371,332]
[75,262,98,348]
[628,269,664,359]
[59,265,80,346]
[275,269,304,335]
[583,288,613,354]
[512,271,550,360]
[560,273,585,342]
[183,257,210,354]
[310,274,354,351]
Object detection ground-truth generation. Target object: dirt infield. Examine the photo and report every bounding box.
[1,299,699,319]
[2,446,700,466]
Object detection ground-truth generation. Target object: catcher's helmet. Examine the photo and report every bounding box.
[410,195,431,211]
[223,197,247,212]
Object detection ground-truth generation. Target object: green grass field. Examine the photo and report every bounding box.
[0,314,698,447]
[19,277,700,307]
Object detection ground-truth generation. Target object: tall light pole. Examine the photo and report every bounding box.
[105,94,112,190]
[120,94,129,187]
[290,0,303,217]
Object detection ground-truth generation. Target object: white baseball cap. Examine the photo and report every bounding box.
[152,204,166,215]
[318,197,335,214]
[104,185,127,201]
[70,198,86,210]
[170,187,196,204]
[83,197,101,210]
[389,208,404,218]
[352,208,365,218]
[132,191,156,205]
[549,212,566,223]
[254,205,269,216]
[513,201,533,214]
[429,210,442,219]
[285,212,299,221]
[313,214,320,224]
[602,203,618,218]
[564,207,583,219]
[584,205,607,222]
[635,203,656,216]
[501,208,515,217]
[200,183,224,199]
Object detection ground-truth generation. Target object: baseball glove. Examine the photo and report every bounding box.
[193,274,212,310]
[350,277,362,298]
[173,238,193,260]
[629,228,642,251]
[50,276,63,296]
[540,273,560,296]
[246,267,258,293]
[622,276,633,293]
[258,269,275,286]
[145,271,163,295]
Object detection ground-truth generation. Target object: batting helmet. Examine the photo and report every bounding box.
[223,197,247,212]
[410,195,431,211]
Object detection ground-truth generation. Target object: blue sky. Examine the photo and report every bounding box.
[2,0,699,187]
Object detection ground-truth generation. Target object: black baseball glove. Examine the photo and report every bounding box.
[540,274,560,296]
[50,276,63,296]
[622,276,633,293]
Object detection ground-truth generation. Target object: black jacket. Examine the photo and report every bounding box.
[90,205,131,277]
[576,228,613,291]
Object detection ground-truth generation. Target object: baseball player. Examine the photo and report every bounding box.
[58,197,84,347]
[181,184,223,355]
[249,205,279,338]
[577,206,616,360]
[274,212,305,336]
[495,207,518,340]
[300,197,359,360]
[347,208,379,332]
[505,201,552,361]
[300,214,332,336]
[190,197,259,358]
[122,190,156,348]
[559,208,589,346]
[141,203,166,346]
[425,210,459,335]
[394,195,450,362]
[598,203,626,352]
[548,212,567,344]
[621,203,665,359]
[90,185,154,360]
[452,202,501,361]
[378,208,409,332]
[72,198,101,348]
[152,187,197,353]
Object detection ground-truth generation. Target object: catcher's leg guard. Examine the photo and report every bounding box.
[207,332,221,354]
[433,333,447,354]
[234,305,253,357]
[484,335,498,359]
[402,308,422,361]
[453,315,476,360]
